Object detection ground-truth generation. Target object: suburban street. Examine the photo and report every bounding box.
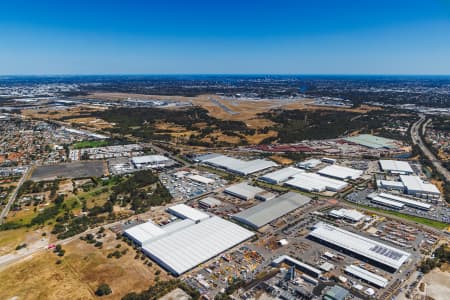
[0,167,30,225]
[410,116,450,181]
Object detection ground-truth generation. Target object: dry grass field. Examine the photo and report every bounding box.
[0,229,170,300]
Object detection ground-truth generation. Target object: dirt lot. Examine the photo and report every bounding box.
[30,161,107,182]
[418,266,450,300]
[0,229,170,300]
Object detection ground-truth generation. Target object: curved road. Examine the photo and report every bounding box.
[410,116,450,182]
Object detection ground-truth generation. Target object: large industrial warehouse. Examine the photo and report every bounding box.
[198,154,277,176]
[400,175,441,200]
[317,165,363,180]
[131,155,174,169]
[284,173,348,192]
[232,192,311,229]
[224,182,265,200]
[259,167,304,184]
[125,205,254,276]
[379,160,414,175]
[308,222,410,272]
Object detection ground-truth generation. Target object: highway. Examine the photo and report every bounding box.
[0,166,31,225]
[410,116,450,181]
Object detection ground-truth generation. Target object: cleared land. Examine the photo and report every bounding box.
[418,267,450,300]
[30,161,106,181]
[0,230,169,300]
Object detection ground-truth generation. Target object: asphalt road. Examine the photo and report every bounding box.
[0,167,30,225]
[410,116,450,181]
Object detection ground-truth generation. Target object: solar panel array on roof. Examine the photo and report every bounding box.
[308,222,410,271]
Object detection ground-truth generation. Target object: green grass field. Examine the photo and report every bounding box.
[71,140,111,149]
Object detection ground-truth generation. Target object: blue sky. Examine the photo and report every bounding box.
[0,0,449,75]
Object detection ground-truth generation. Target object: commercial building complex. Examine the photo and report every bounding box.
[318,165,363,180]
[343,134,399,149]
[308,222,410,272]
[224,182,265,200]
[232,192,311,229]
[379,160,414,175]
[131,155,174,169]
[285,173,348,192]
[400,175,441,200]
[344,265,389,288]
[125,205,254,276]
[259,167,304,184]
[198,154,277,176]
[328,208,365,223]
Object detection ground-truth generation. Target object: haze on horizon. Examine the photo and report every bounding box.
[1,0,450,75]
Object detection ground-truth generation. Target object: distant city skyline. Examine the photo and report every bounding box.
[1,0,450,75]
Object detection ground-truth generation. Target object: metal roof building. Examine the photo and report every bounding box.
[187,174,215,185]
[200,154,277,175]
[124,221,166,246]
[323,285,350,300]
[379,160,414,174]
[328,208,365,222]
[377,180,405,191]
[259,167,304,184]
[224,182,265,200]
[167,204,210,222]
[142,216,254,275]
[297,159,322,170]
[318,165,363,180]
[232,192,311,229]
[377,192,432,211]
[199,197,222,208]
[308,222,410,272]
[272,255,322,278]
[368,194,405,210]
[400,175,441,199]
[131,155,174,169]
[344,265,389,288]
[344,134,399,149]
[285,173,348,192]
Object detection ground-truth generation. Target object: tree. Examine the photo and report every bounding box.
[95,283,112,296]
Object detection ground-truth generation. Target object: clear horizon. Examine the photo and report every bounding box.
[1,0,450,75]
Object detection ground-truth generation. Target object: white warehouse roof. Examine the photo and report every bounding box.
[309,222,410,271]
[345,265,389,288]
[187,174,215,185]
[132,155,171,164]
[259,167,304,184]
[224,182,265,200]
[378,192,431,210]
[232,192,311,229]
[400,175,441,195]
[167,204,210,222]
[318,165,363,180]
[142,216,254,275]
[377,180,405,190]
[379,160,414,174]
[285,173,348,192]
[328,208,365,222]
[369,195,405,210]
[124,221,166,245]
[201,154,277,175]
